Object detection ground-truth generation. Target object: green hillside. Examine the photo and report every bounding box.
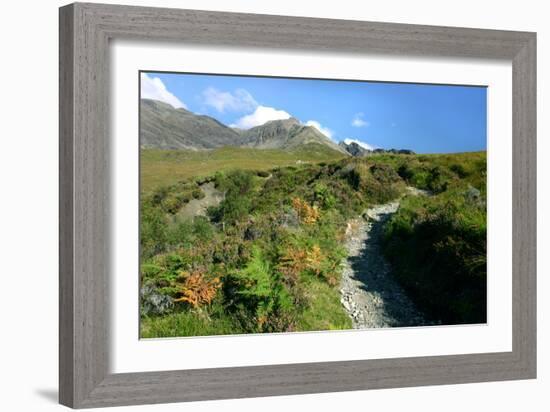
[140,150,487,337]
[141,144,346,192]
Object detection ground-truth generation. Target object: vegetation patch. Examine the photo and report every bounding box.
[382,153,487,324]
[140,150,487,336]
[140,145,346,192]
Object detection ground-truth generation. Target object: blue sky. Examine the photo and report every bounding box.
[141,71,486,154]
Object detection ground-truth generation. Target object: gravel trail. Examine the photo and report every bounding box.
[340,191,430,329]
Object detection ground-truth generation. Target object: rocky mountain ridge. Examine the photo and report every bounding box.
[140,99,346,154]
[338,140,415,157]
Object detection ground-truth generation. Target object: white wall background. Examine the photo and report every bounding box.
[0,1,546,411]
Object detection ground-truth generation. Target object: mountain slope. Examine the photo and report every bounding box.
[140,99,243,150]
[238,118,347,153]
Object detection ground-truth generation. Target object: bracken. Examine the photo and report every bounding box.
[174,270,221,307]
[292,197,320,224]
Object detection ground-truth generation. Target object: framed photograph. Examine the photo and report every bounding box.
[59,2,536,408]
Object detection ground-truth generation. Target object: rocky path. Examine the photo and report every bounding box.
[340,191,430,329]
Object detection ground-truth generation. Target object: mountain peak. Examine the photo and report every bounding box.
[261,117,300,128]
[339,140,370,157]
[281,117,301,124]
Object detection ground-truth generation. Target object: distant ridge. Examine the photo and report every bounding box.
[140,99,243,150]
[140,98,347,154]
[339,140,415,157]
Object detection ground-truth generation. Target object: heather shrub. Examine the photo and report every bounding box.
[382,187,486,324]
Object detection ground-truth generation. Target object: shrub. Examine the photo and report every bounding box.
[450,163,468,178]
[425,166,448,193]
[209,170,255,224]
[165,219,194,248]
[370,163,401,184]
[410,169,430,189]
[342,161,404,204]
[397,163,414,181]
[192,188,205,199]
[210,194,251,224]
[382,191,487,324]
[140,200,168,258]
[192,216,215,241]
[151,186,169,206]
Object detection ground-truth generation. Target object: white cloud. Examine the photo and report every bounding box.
[140,73,186,109]
[202,87,258,113]
[231,105,291,129]
[343,138,375,151]
[305,120,333,140]
[351,112,370,128]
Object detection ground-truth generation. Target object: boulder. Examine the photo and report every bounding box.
[140,284,174,316]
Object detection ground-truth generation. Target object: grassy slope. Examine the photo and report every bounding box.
[381,151,487,324]
[141,275,352,338]
[141,144,346,193]
[296,276,352,331]
[140,150,486,337]
[141,311,244,338]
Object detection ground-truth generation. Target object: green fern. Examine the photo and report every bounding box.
[232,247,272,298]
[230,246,296,330]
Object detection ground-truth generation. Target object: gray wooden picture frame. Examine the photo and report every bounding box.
[59,2,536,408]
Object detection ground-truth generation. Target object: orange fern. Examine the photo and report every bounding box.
[278,248,307,284]
[291,197,320,224]
[305,245,323,276]
[174,270,221,307]
[278,244,331,284]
